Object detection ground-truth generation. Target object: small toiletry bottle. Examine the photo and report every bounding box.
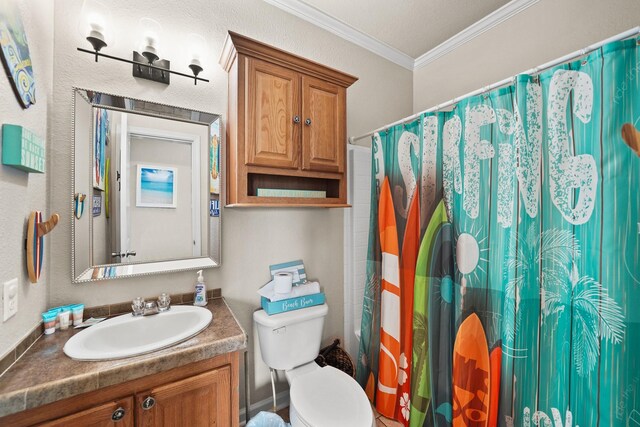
[42,312,57,335]
[59,308,71,330]
[71,304,85,326]
[194,270,207,306]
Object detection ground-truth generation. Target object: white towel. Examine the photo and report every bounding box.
[258,280,321,302]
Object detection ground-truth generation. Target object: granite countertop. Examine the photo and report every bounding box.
[0,298,247,418]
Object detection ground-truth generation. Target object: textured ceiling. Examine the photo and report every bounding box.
[300,0,511,58]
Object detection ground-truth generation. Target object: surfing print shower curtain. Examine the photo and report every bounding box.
[356,37,640,427]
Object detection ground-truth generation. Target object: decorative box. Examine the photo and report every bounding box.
[2,124,45,173]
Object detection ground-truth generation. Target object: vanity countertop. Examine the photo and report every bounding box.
[0,298,247,418]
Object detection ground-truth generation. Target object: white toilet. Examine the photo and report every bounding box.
[253,303,374,427]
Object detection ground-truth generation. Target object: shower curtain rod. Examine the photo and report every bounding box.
[348,26,640,145]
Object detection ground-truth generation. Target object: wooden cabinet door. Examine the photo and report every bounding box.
[136,366,231,427]
[246,57,300,169]
[301,75,345,173]
[37,397,133,427]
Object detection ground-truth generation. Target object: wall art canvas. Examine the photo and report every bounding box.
[136,164,177,208]
[93,108,109,190]
[0,1,35,108]
[209,120,220,194]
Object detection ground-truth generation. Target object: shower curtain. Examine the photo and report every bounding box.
[356,37,640,427]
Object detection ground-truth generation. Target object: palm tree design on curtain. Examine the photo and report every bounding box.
[411,311,430,411]
[504,223,625,376]
[358,272,381,393]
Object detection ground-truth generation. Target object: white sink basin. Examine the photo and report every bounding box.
[63,305,213,361]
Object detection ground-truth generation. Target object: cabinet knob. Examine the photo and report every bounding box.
[111,407,126,421]
[293,115,300,124]
[141,396,156,410]
[305,118,312,126]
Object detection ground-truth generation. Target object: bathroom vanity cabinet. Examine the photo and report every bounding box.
[220,31,358,207]
[4,352,239,427]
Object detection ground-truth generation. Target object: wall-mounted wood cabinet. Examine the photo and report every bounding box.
[220,32,357,207]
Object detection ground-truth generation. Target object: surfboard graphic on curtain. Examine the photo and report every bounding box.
[452,313,490,427]
[397,190,420,425]
[356,132,384,401]
[410,199,448,427]
[377,176,402,418]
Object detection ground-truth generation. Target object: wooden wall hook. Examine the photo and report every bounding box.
[621,123,640,157]
[37,214,59,238]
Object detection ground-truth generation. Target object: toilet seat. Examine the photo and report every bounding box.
[289,365,373,427]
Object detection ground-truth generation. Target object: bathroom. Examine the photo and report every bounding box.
[1,0,639,426]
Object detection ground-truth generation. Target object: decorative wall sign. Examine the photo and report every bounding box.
[92,194,101,217]
[93,108,109,190]
[1,124,44,172]
[104,158,110,217]
[209,120,220,194]
[0,1,35,108]
[209,199,219,217]
[136,164,177,208]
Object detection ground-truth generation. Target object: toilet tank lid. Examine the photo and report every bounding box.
[253,303,328,328]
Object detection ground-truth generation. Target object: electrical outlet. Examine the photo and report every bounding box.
[3,278,18,321]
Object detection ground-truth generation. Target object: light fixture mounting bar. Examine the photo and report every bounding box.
[77,47,210,84]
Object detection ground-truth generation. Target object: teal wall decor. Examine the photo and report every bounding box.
[2,124,45,173]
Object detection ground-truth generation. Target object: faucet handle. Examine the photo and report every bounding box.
[132,297,145,316]
[157,293,171,312]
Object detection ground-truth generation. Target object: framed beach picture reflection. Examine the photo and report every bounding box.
[136,164,177,208]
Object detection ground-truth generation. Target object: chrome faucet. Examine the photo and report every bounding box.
[131,294,171,317]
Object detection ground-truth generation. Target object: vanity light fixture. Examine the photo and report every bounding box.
[77,2,208,85]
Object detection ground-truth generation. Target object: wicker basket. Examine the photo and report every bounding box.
[314,339,355,378]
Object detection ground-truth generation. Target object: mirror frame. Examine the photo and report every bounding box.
[71,88,223,283]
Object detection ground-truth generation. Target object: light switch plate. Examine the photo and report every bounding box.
[3,278,18,321]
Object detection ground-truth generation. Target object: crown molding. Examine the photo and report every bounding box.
[264,0,539,71]
[414,0,540,69]
[262,0,416,70]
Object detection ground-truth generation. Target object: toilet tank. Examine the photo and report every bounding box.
[253,304,328,371]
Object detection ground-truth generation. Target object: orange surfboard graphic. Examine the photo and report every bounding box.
[488,343,502,427]
[376,177,401,418]
[396,190,420,425]
[452,313,490,427]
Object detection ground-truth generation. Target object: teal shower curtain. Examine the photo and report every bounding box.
[356,37,640,427]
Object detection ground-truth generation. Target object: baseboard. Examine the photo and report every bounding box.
[239,390,290,426]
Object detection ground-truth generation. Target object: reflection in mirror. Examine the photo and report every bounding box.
[72,89,222,283]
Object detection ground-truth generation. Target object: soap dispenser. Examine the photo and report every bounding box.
[194,270,207,306]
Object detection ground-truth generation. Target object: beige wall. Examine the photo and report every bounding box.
[412,0,640,112]
[0,0,53,361]
[49,0,412,407]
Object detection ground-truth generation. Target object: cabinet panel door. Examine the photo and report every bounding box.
[301,75,345,173]
[246,58,300,169]
[37,397,133,427]
[136,366,231,427]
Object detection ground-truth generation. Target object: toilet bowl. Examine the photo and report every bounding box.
[286,363,373,427]
[253,304,374,427]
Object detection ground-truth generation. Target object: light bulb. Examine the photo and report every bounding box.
[78,0,112,51]
[187,33,206,79]
[187,33,206,66]
[138,18,162,63]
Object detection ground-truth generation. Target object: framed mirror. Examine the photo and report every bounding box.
[72,88,222,283]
